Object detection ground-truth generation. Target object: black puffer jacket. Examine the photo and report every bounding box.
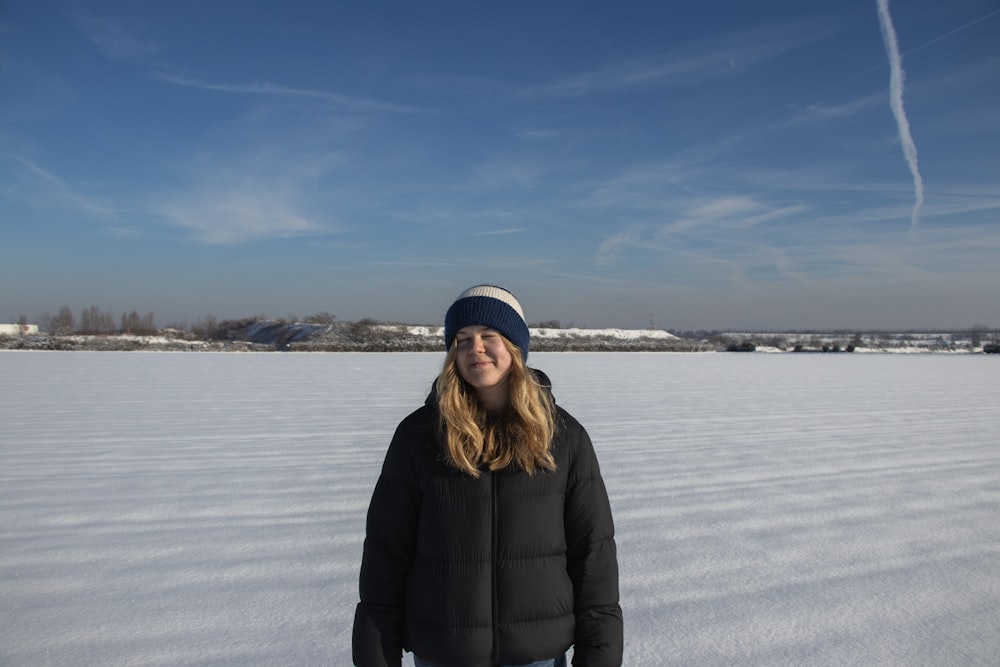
[352,372,623,667]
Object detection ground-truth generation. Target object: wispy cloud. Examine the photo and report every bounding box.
[595,226,653,266]
[582,160,695,212]
[375,257,553,269]
[519,21,831,98]
[781,91,885,128]
[157,189,328,245]
[686,197,763,222]
[513,128,563,140]
[876,0,924,234]
[149,144,339,245]
[155,72,424,114]
[475,228,528,236]
[7,155,117,220]
[660,197,808,237]
[589,187,831,291]
[70,12,158,61]
[591,207,1000,297]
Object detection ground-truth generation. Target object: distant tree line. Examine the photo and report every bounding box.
[29,305,159,336]
[16,305,341,339]
[6,306,999,354]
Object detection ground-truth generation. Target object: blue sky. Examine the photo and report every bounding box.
[2,1,998,330]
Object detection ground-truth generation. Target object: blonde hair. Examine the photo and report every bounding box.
[435,337,557,478]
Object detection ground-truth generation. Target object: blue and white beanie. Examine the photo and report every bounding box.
[444,285,530,360]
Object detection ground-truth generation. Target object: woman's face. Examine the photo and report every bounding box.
[454,326,514,394]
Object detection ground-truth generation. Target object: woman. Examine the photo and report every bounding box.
[352,285,623,667]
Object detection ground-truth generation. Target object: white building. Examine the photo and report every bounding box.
[0,324,39,335]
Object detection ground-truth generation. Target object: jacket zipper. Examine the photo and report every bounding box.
[490,470,500,666]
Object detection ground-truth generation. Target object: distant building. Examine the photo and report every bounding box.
[0,323,39,335]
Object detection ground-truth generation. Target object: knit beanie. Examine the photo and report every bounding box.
[444,285,530,360]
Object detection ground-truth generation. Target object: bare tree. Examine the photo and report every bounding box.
[970,324,988,348]
[80,305,114,334]
[37,312,53,334]
[121,310,141,334]
[191,315,218,340]
[52,305,75,335]
[305,312,336,325]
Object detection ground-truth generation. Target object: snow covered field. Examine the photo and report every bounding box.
[2,351,998,666]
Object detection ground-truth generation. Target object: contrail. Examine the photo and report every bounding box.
[876,0,923,233]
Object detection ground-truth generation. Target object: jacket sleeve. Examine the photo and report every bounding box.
[352,419,422,667]
[563,421,624,667]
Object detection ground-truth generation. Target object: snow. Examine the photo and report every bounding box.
[383,325,443,337]
[376,325,680,342]
[530,327,679,340]
[2,351,998,666]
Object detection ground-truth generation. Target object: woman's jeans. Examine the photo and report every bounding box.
[414,655,566,667]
